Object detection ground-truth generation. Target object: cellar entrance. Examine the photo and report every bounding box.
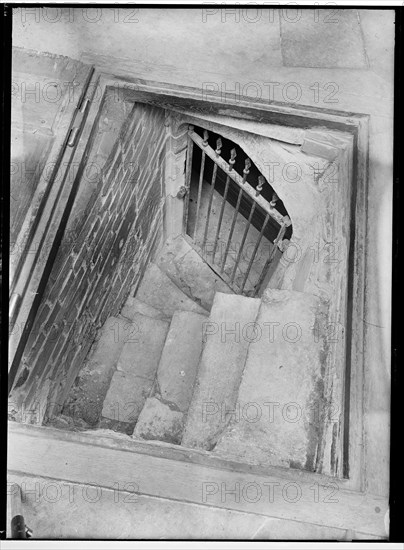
[7,38,384,540]
[9,58,360,487]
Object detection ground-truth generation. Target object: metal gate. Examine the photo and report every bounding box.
[183,125,292,296]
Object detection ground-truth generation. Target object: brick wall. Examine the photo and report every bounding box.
[10,100,169,422]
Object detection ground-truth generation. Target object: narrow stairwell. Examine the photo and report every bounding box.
[58,234,248,448]
[49,233,330,474]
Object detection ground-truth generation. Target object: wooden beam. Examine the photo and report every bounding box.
[8,423,387,538]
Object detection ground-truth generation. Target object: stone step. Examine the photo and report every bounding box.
[213,289,328,472]
[181,292,261,451]
[132,397,184,445]
[121,296,166,321]
[135,262,208,318]
[62,316,131,426]
[156,235,233,311]
[101,313,169,427]
[133,310,206,444]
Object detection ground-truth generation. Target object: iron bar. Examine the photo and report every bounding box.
[230,201,256,284]
[202,138,222,249]
[193,130,208,240]
[220,187,243,273]
[220,157,251,272]
[240,213,270,292]
[183,125,194,232]
[211,171,231,263]
[211,148,236,262]
[186,129,292,298]
[254,221,287,292]
[188,130,289,227]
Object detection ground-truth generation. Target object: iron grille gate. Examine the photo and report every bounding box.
[183,125,292,297]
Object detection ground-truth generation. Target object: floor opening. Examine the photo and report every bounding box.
[10,96,352,480]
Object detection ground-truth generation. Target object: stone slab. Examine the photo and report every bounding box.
[157,310,206,413]
[116,312,169,379]
[156,235,233,311]
[121,296,166,321]
[280,9,368,69]
[133,397,184,445]
[101,371,154,424]
[181,292,261,450]
[213,289,327,472]
[136,262,208,318]
[62,316,132,426]
[8,471,288,540]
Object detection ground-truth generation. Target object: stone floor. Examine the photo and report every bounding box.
[13,9,371,80]
[8,473,356,540]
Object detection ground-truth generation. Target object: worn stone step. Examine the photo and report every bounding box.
[101,313,169,425]
[121,296,166,321]
[213,289,328,473]
[181,292,261,451]
[101,371,154,427]
[156,235,233,311]
[157,310,207,412]
[133,310,206,444]
[133,397,184,444]
[62,316,132,426]
[136,262,208,318]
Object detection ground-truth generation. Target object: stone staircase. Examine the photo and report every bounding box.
[51,233,329,474]
[58,234,257,448]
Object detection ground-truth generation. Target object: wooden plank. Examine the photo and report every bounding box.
[7,423,387,538]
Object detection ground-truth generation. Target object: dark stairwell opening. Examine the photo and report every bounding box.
[10,100,334,477]
[185,125,293,296]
